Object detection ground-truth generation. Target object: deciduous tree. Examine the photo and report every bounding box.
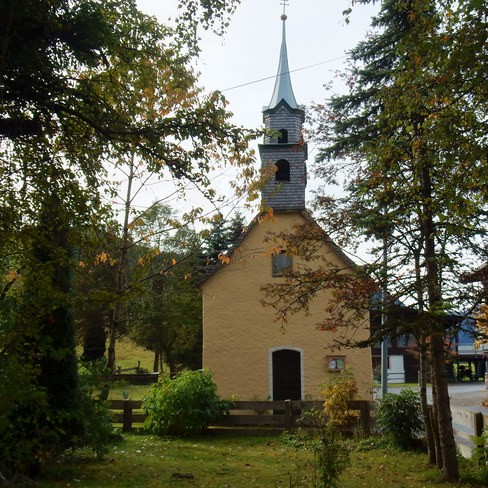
[263,0,488,481]
[0,0,253,477]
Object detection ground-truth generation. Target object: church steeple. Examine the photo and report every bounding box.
[259,12,308,212]
[267,14,297,110]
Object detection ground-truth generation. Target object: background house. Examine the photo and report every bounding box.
[452,319,487,381]
[199,14,372,401]
[371,306,488,384]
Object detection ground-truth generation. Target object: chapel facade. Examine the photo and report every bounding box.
[200,14,372,401]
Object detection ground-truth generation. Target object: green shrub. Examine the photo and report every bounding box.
[314,423,351,488]
[0,312,64,479]
[377,389,422,449]
[0,355,56,479]
[472,427,488,484]
[142,369,229,436]
[288,368,357,487]
[0,357,117,481]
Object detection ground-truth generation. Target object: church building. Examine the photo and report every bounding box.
[200,14,372,401]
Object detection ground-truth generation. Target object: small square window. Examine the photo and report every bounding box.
[326,356,346,372]
[272,250,293,276]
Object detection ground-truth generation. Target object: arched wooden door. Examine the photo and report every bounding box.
[272,348,301,400]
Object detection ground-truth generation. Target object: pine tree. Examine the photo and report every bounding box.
[201,212,245,265]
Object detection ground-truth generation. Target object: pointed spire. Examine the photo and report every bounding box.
[267,13,298,110]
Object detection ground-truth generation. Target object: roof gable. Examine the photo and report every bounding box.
[197,209,359,287]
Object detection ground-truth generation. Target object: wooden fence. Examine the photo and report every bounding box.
[109,372,159,385]
[109,398,488,457]
[109,399,377,435]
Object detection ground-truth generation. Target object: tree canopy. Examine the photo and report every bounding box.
[0,0,253,478]
[263,0,488,481]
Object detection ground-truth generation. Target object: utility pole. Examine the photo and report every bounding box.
[380,209,389,396]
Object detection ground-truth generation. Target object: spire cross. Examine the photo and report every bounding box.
[281,0,289,16]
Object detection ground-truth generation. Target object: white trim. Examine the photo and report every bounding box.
[269,346,304,400]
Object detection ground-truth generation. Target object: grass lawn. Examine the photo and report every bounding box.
[113,338,155,373]
[107,382,152,401]
[77,337,155,373]
[38,434,486,488]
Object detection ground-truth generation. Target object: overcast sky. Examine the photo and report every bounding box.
[130,0,380,223]
[137,0,379,131]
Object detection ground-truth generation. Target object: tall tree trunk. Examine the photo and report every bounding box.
[430,361,442,470]
[414,247,437,465]
[159,353,164,374]
[430,333,458,480]
[34,194,83,441]
[153,351,159,373]
[107,150,135,373]
[421,160,459,481]
[418,340,437,465]
[164,345,177,378]
[102,151,136,401]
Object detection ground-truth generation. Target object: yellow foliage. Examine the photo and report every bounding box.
[95,252,109,264]
[93,252,117,266]
[321,368,359,427]
[5,270,18,282]
[218,252,231,265]
[474,304,488,350]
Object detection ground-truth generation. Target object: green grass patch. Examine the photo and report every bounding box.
[108,383,151,401]
[37,434,486,488]
[39,434,308,487]
[113,338,155,373]
[77,337,155,373]
[374,382,424,388]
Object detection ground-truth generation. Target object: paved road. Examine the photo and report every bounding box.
[383,382,488,412]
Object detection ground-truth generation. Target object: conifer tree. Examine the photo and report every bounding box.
[201,212,245,265]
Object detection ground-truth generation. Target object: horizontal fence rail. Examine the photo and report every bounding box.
[109,372,160,385]
[109,399,377,435]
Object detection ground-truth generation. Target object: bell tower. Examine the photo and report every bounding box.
[259,12,308,211]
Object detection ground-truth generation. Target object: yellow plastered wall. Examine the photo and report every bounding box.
[201,211,373,401]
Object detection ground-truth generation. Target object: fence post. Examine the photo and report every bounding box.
[123,399,132,432]
[359,401,370,435]
[474,412,484,438]
[284,400,293,431]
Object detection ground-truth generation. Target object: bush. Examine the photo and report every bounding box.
[285,415,350,488]
[376,389,422,449]
[0,312,65,480]
[472,427,488,484]
[0,355,56,479]
[320,367,359,427]
[314,424,350,488]
[142,369,229,436]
